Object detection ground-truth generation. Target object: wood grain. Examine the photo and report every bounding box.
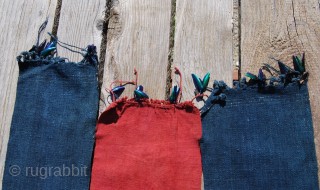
[0,0,56,188]
[241,0,320,184]
[100,0,172,113]
[56,0,106,63]
[172,0,234,108]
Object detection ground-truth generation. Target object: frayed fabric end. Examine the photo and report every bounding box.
[201,75,308,116]
[92,91,202,190]
[17,47,98,68]
[99,97,199,120]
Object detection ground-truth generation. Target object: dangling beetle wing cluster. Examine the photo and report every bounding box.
[245,69,266,90]
[270,57,295,74]
[41,41,57,56]
[259,54,308,88]
[191,74,203,94]
[169,85,180,104]
[293,54,305,73]
[191,73,210,94]
[245,72,259,80]
[29,39,57,57]
[111,86,125,100]
[134,85,149,99]
[258,68,264,80]
[292,53,308,83]
[136,85,143,92]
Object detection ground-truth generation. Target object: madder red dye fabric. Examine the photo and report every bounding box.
[90,98,202,190]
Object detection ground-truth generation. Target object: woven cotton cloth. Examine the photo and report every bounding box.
[2,51,99,190]
[90,98,202,190]
[200,81,319,190]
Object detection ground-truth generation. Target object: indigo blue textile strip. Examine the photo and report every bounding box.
[200,81,319,190]
[2,51,99,190]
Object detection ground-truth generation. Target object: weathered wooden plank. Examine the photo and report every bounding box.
[100,0,172,113]
[0,0,57,188]
[173,1,233,189]
[241,0,320,184]
[57,0,106,62]
[172,0,234,108]
[233,0,240,71]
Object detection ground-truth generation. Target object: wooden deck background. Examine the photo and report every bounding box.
[0,0,319,189]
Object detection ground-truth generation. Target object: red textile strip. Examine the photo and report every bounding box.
[90,98,202,190]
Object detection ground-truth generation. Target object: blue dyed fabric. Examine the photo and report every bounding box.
[200,81,319,190]
[2,50,99,190]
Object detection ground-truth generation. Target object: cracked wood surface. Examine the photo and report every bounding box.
[0,0,57,188]
[241,0,320,183]
[99,0,172,113]
[56,0,106,63]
